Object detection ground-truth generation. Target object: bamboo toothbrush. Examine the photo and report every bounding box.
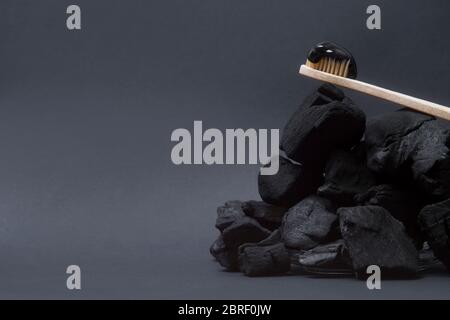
[299,42,450,121]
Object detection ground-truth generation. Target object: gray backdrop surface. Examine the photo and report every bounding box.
[0,0,449,298]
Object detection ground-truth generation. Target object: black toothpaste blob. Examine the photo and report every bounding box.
[307,42,358,79]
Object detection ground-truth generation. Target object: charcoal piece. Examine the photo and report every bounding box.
[239,243,290,276]
[239,229,282,253]
[365,109,450,199]
[298,240,351,268]
[258,154,322,207]
[410,121,450,199]
[292,84,347,115]
[210,236,239,271]
[317,83,346,101]
[242,201,288,230]
[211,216,272,271]
[281,86,366,165]
[365,109,433,174]
[281,196,338,250]
[418,199,450,270]
[318,148,376,205]
[354,184,424,247]
[338,205,419,276]
[237,229,289,276]
[257,229,282,246]
[222,217,272,249]
[215,200,245,232]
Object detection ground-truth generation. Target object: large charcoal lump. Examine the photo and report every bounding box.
[242,201,287,230]
[297,83,346,110]
[338,205,419,275]
[216,200,286,232]
[318,147,376,205]
[210,236,239,271]
[258,153,322,207]
[237,230,291,277]
[297,239,351,269]
[418,199,450,271]
[281,84,366,166]
[281,196,338,250]
[222,216,271,249]
[365,109,450,200]
[215,200,245,232]
[211,201,273,271]
[238,243,290,277]
[411,121,450,199]
[354,184,424,246]
[365,109,433,174]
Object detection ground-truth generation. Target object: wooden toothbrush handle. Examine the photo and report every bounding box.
[299,65,450,121]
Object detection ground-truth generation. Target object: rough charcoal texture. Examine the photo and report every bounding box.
[338,205,419,276]
[365,109,433,175]
[242,201,287,230]
[294,83,346,113]
[258,153,322,207]
[365,109,450,200]
[215,200,245,232]
[297,239,351,269]
[256,229,283,246]
[354,184,424,247]
[238,229,282,252]
[222,216,271,249]
[281,85,366,166]
[418,199,450,271]
[211,201,272,271]
[238,243,291,277]
[238,229,290,276]
[216,200,286,232]
[318,147,377,205]
[281,196,338,250]
[411,121,450,199]
[210,236,239,271]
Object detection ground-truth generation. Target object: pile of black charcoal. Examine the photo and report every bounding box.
[210,84,450,278]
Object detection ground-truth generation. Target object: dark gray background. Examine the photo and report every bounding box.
[0,0,449,299]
